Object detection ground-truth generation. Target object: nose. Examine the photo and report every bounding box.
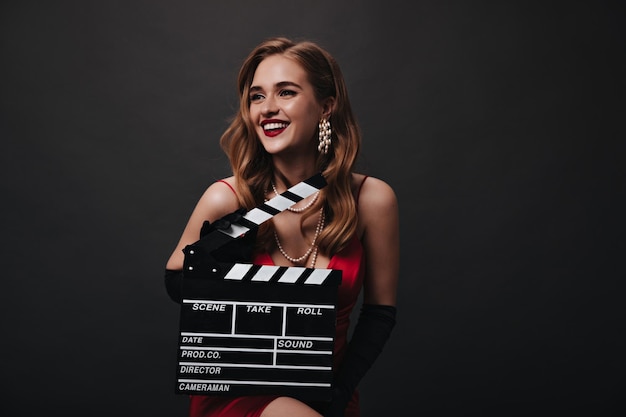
[261,95,278,116]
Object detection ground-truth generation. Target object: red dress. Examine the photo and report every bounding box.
[188,235,365,417]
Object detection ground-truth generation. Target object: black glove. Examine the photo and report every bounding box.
[203,209,258,264]
[164,269,184,303]
[324,303,397,417]
[164,208,258,303]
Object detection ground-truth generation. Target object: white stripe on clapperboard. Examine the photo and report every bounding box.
[218,180,322,238]
[179,346,332,355]
[178,378,330,387]
[223,264,333,285]
[179,361,330,370]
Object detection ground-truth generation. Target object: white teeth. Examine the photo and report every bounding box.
[263,122,288,130]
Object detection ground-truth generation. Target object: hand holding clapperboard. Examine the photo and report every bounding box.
[175,173,342,401]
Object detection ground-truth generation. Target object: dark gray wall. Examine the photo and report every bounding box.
[1,1,624,416]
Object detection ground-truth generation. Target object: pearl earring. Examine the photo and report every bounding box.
[318,117,332,154]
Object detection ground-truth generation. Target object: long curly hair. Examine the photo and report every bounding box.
[220,37,361,255]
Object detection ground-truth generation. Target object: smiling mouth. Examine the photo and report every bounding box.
[263,122,288,131]
[262,122,288,137]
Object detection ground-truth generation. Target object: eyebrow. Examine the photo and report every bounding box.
[249,81,303,93]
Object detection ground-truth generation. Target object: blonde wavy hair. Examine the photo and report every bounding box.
[220,37,362,256]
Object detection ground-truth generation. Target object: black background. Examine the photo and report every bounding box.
[1,1,624,416]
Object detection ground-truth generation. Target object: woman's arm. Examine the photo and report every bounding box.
[165,178,241,271]
[358,176,400,306]
[324,176,399,417]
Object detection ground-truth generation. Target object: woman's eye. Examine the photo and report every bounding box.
[250,93,264,102]
[279,89,296,97]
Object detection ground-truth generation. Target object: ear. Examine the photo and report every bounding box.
[320,97,336,119]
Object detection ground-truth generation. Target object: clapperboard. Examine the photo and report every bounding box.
[175,173,342,401]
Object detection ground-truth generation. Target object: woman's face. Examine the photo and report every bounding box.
[249,54,327,157]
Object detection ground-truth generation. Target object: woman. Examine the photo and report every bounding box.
[165,37,399,417]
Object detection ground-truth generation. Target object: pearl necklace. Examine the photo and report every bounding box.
[271,182,320,213]
[274,208,325,268]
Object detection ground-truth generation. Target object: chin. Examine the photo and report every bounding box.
[260,143,284,155]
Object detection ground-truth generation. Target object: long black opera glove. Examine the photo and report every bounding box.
[324,303,397,417]
[164,269,184,303]
[164,208,257,304]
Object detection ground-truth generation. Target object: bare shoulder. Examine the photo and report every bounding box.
[352,173,398,213]
[196,176,240,220]
[165,176,241,269]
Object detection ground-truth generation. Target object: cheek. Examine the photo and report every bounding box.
[288,102,320,127]
[246,107,263,138]
[248,105,260,121]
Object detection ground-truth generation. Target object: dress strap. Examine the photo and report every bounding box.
[217,179,237,197]
[356,175,369,206]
